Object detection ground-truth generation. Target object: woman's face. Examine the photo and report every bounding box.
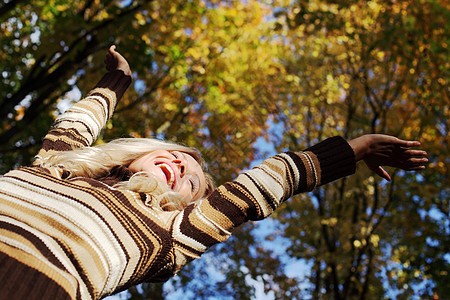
[128,150,207,203]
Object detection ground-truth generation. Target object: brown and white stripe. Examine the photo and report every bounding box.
[0,70,356,299]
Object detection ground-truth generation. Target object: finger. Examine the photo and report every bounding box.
[109,45,116,54]
[105,46,118,70]
[401,149,428,157]
[392,158,427,171]
[394,139,421,148]
[105,54,111,64]
[373,166,391,182]
[397,156,428,164]
[407,157,429,164]
[106,54,114,63]
[105,56,114,71]
[404,160,428,170]
[409,165,426,171]
[397,160,428,171]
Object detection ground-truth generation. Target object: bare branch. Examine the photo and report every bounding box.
[0,0,27,19]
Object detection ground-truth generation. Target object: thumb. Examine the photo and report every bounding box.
[109,45,116,55]
[372,166,391,182]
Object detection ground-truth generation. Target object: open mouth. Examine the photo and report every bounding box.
[156,162,175,189]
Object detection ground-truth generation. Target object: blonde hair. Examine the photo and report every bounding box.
[35,138,215,211]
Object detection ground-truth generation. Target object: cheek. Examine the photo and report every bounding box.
[139,163,167,185]
[176,184,193,202]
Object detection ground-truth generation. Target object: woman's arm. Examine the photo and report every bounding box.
[169,136,355,273]
[34,46,132,160]
[169,135,427,275]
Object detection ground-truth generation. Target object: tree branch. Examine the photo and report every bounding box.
[359,247,373,300]
[0,0,27,19]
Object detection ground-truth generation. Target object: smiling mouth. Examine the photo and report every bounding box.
[156,162,175,189]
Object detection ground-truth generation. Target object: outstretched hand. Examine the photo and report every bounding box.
[348,134,428,181]
[104,45,132,77]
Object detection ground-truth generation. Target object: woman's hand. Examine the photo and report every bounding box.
[348,134,428,181]
[104,45,132,77]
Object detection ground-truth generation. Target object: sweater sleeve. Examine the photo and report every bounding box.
[169,136,355,274]
[34,70,132,161]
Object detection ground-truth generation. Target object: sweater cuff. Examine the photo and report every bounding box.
[94,70,132,102]
[306,136,356,186]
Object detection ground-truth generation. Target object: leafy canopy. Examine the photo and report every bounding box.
[1,0,448,299]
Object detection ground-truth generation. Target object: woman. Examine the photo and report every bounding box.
[0,46,428,300]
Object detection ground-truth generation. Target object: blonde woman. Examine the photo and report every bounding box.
[0,46,428,300]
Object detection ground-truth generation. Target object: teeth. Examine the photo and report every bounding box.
[159,163,175,188]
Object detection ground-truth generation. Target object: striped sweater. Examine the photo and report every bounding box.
[0,70,356,300]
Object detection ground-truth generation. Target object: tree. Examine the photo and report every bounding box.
[2,1,293,298]
[269,0,449,298]
[0,0,143,171]
[1,0,448,299]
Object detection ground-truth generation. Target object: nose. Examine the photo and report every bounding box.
[172,158,186,177]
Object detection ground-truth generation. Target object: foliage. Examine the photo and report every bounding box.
[1,0,448,299]
[271,0,449,298]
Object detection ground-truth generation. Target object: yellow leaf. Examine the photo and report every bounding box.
[353,240,362,248]
[56,4,66,11]
[192,65,206,74]
[370,234,380,247]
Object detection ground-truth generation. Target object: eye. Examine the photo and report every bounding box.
[171,152,179,159]
[190,178,198,192]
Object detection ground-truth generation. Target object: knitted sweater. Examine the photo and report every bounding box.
[0,70,356,300]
